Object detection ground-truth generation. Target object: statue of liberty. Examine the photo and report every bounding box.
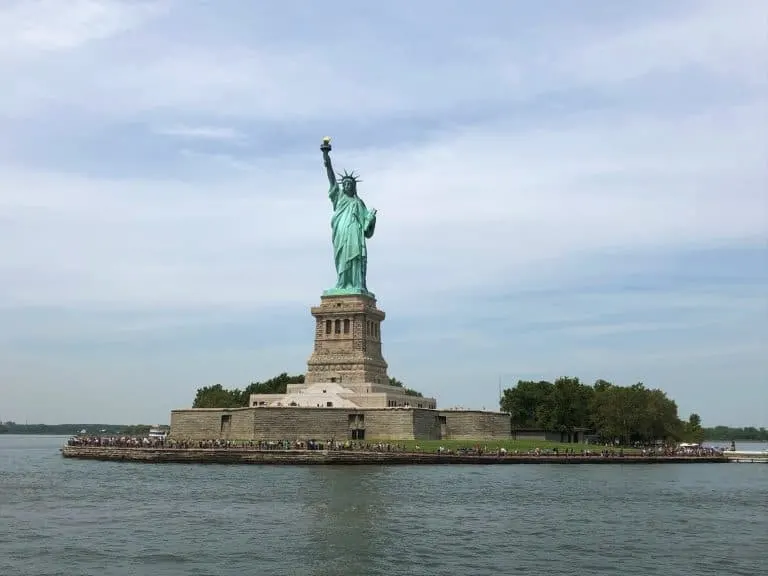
[320,137,377,296]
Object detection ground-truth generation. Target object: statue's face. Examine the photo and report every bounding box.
[341,179,356,196]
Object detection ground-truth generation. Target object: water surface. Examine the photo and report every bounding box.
[1,436,766,575]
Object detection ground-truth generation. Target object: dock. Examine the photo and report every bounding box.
[724,451,768,464]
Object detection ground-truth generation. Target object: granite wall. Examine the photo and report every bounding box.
[412,409,442,440]
[252,408,350,440]
[170,407,511,441]
[362,409,411,439]
[170,408,254,440]
[439,410,511,439]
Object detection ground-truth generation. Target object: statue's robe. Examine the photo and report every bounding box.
[329,182,376,292]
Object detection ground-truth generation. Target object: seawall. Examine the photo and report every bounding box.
[61,446,729,465]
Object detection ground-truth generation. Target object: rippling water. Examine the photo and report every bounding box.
[1,436,766,575]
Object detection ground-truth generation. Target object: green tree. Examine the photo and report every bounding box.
[500,380,554,428]
[499,377,687,444]
[388,376,423,397]
[643,388,683,441]
[0,423,152,435]
[193,374,306,408]
[684,413,705,443]
[593,379,613,392]
[192,384,243,408]
[702,426,768,441]
[547,376,594,432]
[191,372,426,407]
[118,425,153,436]
[245,373,305,396]
[590,382,683,444]
[591,383,628,442]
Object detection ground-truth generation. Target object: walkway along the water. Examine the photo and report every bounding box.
[60,445,729,465]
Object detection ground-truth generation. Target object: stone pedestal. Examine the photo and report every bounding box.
[305,293,389,386]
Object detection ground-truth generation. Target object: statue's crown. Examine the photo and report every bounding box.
[337,169,362,184]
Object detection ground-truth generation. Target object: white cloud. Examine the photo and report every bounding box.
[557,1,768,87]
[154,125,245,141]
[0,100,765,310]
[0,0,166,56]
[0,1,764,121]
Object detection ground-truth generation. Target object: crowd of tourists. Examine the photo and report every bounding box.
[625,441,726,457]
[66,436,412,453]
[67,435,167,448]
[662,444,724,457]
[66,435,724,458]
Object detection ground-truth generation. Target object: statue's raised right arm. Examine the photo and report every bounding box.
[320,137,336,188]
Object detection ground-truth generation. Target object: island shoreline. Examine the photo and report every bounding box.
[60,446,728,465]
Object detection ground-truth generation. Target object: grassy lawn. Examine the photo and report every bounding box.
[369,439,628,453]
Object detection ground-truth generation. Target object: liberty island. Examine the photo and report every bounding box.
[60,138,731,463]
[71,137,511,443]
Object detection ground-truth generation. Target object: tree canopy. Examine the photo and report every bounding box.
[500,377,707,443]
[192,373,306,408]
[0,423,154,435]
[388,377,424,398]
[702,426,767,442]
[192,373,425,407]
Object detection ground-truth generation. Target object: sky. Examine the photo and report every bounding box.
[0,0,766,427]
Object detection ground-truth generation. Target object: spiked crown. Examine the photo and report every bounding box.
[336,169,362,184]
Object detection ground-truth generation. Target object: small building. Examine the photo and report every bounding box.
[250,381,436,410]
[511,427,589,443]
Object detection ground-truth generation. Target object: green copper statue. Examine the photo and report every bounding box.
[320,137,377,296]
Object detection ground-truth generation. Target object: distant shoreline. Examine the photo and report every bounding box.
[60,446,729,465]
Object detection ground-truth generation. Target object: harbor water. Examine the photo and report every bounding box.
[1,436,766,576]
